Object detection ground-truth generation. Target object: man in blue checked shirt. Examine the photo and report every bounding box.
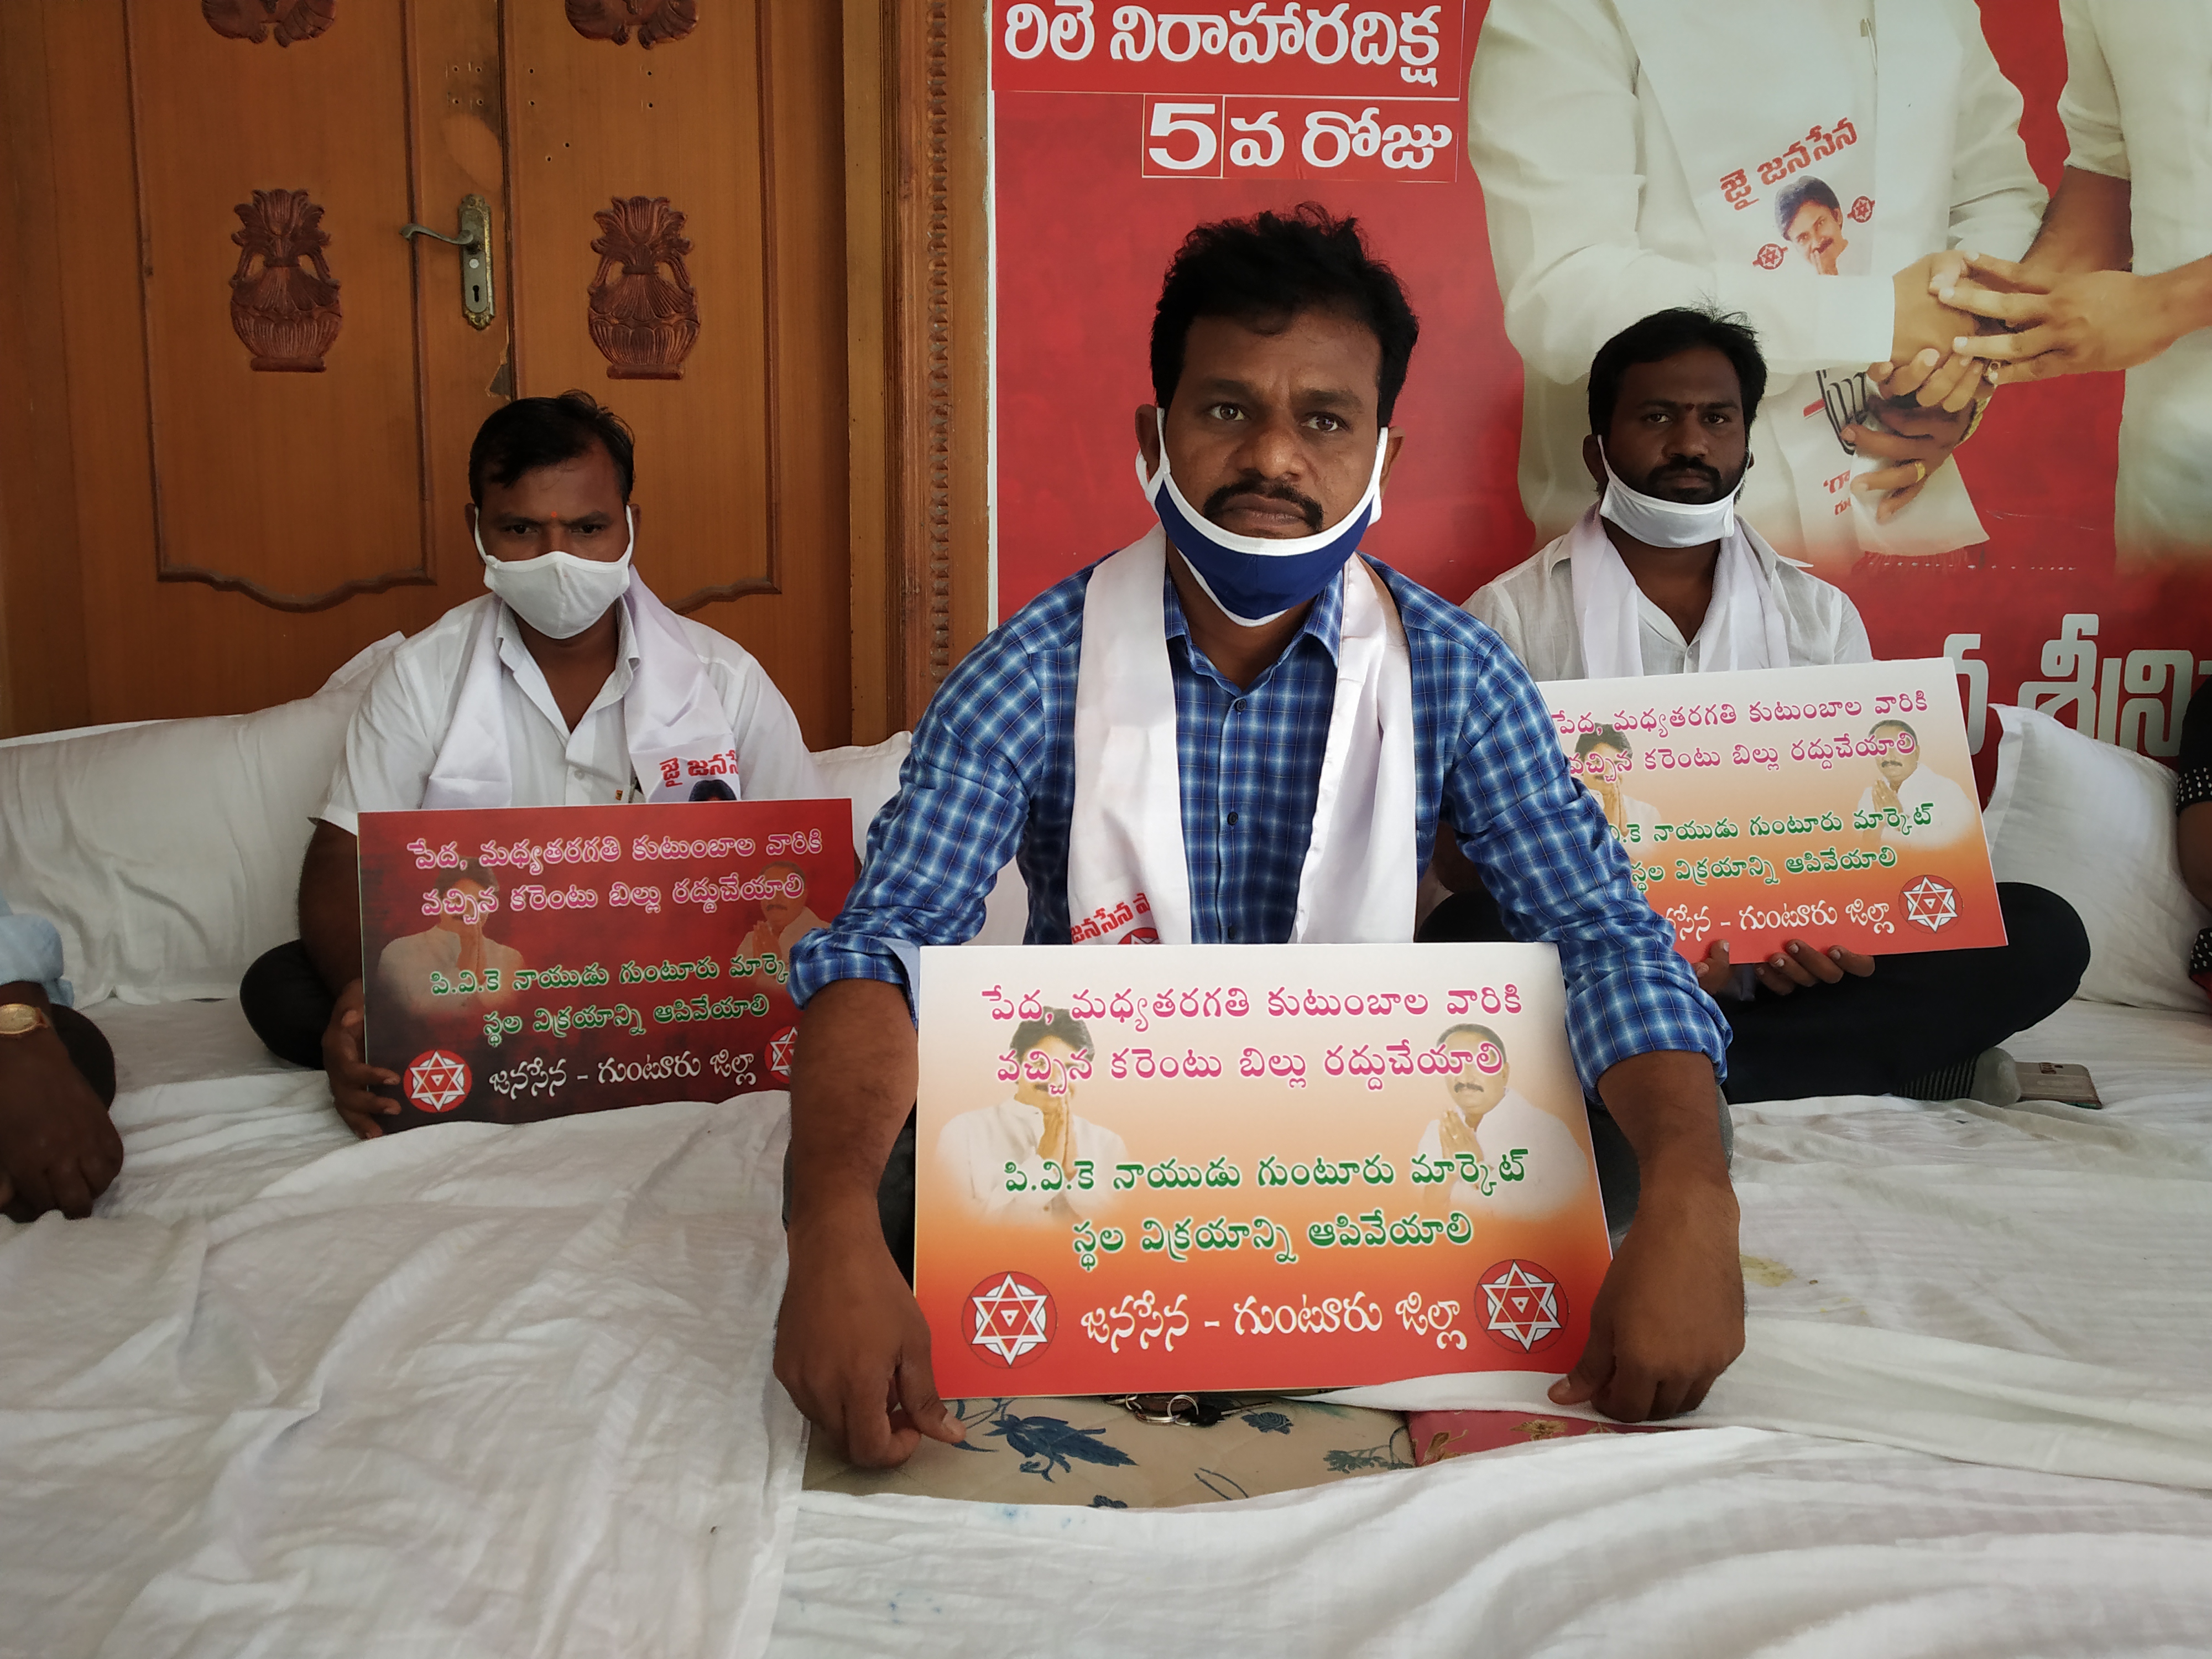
[779,206,1743,1468]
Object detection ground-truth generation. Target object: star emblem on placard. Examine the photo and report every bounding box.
[1900,875,1959,933]
[968,1271,1054,1368]
[766,1024,798,1080]
[1479,1259,1566,1355]
[404,1049,471,1113]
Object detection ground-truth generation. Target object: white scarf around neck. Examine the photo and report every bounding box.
[1567,505,1793,679]
[1066,526,1416,946]
[424,582,742,809]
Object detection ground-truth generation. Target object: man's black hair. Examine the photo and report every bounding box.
[468,391,636,504]
[1587,307,1768,436]
[1150,204,1420,425]
[434,857,497,895]
[1575,726,1632,758]
[1775,175,1843,236]
[1010,1007,1093,1061]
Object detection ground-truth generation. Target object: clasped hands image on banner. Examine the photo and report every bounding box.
[1545,658,2006,963]
[356,802,852,1128]
[916,943,1611,1396]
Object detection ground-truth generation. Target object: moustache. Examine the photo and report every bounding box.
[1639,458,1735,503]
[1202,477,1324,533]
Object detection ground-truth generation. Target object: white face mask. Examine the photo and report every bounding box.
[1596,442,1743,548]
[475,505,635,639]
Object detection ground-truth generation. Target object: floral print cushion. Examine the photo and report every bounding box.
[804,1395,1415,1509]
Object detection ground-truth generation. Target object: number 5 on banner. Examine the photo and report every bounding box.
[1142,98,1221,178]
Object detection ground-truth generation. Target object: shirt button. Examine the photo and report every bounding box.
[1225,810,1239,827]
[1232,699,1246,712]
[1226,924,1240,941]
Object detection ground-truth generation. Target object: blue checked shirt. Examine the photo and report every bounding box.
[791,558,1726,1092]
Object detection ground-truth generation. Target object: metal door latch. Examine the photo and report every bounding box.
[401,194,495,330]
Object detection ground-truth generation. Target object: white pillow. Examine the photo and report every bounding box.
[1983,703,2209,1013]
[810,732,912,856]
[806,730,1030,945]
[0,642,397,1004]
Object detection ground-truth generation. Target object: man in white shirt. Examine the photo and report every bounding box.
[1573,728,1663,851]
[1412,1024,1592,1221]
[935,1009,1128,1223]
[1937,0,2212,564]
[1467,0,2047,568]
[372,859,526,1022]
[1853,717,1976,851]
[1451,309,2089,1104]
[239,393,820,1136]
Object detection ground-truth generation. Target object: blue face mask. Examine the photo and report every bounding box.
[1136,413,1389,626]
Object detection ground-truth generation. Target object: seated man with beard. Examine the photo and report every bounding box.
[1456,307,2089,1106]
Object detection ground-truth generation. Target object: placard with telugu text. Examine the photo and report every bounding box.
[357,801,851,1128]
[1538,659,2007,964]
[915,943,1612,1395]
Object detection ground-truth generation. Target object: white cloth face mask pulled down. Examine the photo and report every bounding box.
[1595,441,1743,549]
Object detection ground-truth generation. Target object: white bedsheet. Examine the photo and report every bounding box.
[10,996,2211,1657]
[769,998,2212,1656]
[2,1002,805,1659]
[773,1431,2212,1658]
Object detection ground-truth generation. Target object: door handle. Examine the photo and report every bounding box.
[401,194,495,330]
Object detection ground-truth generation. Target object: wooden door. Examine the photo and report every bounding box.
[0,1,853,747]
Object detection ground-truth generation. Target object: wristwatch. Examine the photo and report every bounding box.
[0,1003,54,1039]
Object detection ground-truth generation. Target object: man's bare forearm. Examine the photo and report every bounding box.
[1594,1048,1733,1193]
[2023,166,2132,276]
[787,978,920,1223]
[0,979,53,1014]
[298,821,363,994]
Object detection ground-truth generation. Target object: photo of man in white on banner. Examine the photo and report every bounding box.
[1468,0,2048,568]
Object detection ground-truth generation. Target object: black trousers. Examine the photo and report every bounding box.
[1719,882,2088,1101]
[1422,881,2089,1104]
[239,940,335,1071]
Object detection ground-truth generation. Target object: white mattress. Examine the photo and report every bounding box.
[771,999,2212,1657]
[6,996,2209,1658]
[2,1000,804,1659]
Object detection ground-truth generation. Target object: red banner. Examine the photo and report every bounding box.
[356,802,852,1129]
[990,1,2212,779]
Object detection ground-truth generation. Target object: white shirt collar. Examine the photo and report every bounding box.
[492,596,639,734]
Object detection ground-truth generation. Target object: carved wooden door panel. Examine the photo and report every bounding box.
[2,2,852,747]
[504,2,851,744]
[13,2,506,726]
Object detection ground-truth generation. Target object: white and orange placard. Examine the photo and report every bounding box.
[1539,658,2006,964]
[915,943,1612,1396]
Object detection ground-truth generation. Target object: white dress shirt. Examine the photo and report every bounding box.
[1468,532,1874,680]
[1414,1091,1594,1220]
[935,1097,1130,1222]
[321,594,819,833]
[1468,0,2044,561]
[2056,0,2212,559]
